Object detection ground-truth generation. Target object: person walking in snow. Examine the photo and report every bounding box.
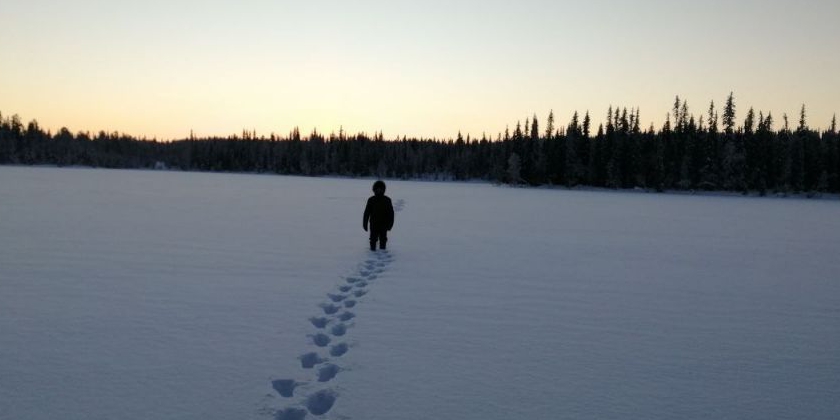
[363,180,394,251]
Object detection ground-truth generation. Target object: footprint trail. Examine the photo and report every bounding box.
[267,198,404,418]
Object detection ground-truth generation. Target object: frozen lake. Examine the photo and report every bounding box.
[1,166,839,420]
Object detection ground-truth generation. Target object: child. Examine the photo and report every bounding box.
[363,180,394,251]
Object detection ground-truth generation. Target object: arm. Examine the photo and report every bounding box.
[386,197,394,230]
[363,198,372,231]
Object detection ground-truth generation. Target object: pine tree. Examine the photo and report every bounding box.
[614,107,621,131]
[744,107,755,135]
[633,108,641,134]
[723,92,736,135]
[620,108,629,133]
[662,113,672,134]
[582,111,591,138]
[798,104,808,132]
[568,111,580,136]
[545,110,555,139]
[673,96,682,131]
[530,113,539,140]
[707,100,718,134]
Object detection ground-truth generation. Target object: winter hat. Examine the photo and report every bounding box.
[372,180,386,193]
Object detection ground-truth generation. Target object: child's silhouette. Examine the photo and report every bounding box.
[363,180,394,251]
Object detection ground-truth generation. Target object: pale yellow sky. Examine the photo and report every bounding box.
[2,0,838,140]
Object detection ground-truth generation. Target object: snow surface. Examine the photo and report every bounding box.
[1,166,839,420]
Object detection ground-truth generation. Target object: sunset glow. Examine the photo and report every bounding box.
[2,0,838,140]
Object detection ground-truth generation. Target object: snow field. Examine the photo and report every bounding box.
[2,166,839,420]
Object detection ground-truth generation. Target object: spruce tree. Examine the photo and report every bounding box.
[673,96,682,131]
[569,111,580,136]
[582,111,591,138]
[744,107,755,135]
[633,108,641,134]
[531,113,539,140]
[707,100,718,134]
[620,108,629,133]
[798,104,808,132]
[723,92,736,135]
[545,110,555,139]
[613,107,621,131]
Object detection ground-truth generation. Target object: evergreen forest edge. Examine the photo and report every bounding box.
[2,94,839,195]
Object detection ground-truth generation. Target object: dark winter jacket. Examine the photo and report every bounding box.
[363,193,394,232]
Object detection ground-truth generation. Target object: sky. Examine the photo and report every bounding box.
[2,0,839,140]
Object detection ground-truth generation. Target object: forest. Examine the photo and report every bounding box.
[2,93,838,194]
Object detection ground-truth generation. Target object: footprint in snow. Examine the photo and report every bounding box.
[299,352,325,369]
[330,323,348,336]
[271,379,301,398]
[317,363,340,382]
[274,407,307,420]
[311,333,331,347]
[330,342,349,357]
[327,293,347,302]
[338,285,352,293]
[309,317,329,329]
[353,289,367,298]
[306,389,337,416]
[343,300,357,308]
[320,303,340,315]
[337,311,355,322]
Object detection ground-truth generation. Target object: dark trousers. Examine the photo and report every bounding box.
[369,229,388,250]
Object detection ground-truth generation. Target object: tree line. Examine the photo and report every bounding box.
[2,93,838,194]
